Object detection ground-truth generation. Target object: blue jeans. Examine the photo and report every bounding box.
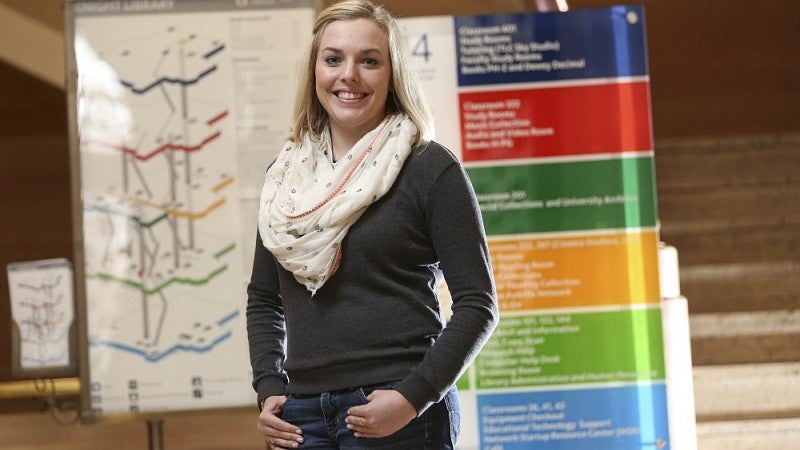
[281,381,460,449]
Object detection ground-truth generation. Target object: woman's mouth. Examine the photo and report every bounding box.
[336,91,367,100]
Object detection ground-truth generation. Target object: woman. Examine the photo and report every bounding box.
[247,1,498,448]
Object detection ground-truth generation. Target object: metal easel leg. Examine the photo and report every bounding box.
[147,418,165,450]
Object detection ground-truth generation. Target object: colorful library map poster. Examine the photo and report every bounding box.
[69,0,315,415]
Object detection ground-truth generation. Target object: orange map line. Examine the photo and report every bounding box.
[212,177,234,193]
[106,192,227,220]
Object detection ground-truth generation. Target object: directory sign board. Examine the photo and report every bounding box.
[401,6,669,449]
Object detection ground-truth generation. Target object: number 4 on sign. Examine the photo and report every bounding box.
[411,33,431,62]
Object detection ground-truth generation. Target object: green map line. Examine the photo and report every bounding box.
[214,243,236,259]
[88,264,228,296]
[85,204,168,228]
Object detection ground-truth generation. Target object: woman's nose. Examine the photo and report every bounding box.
[341,61,359,82]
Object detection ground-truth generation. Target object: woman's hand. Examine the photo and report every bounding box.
[345,389,417,438]
[258,396,303,449]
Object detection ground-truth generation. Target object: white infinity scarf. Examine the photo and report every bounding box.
[258,114,417,294]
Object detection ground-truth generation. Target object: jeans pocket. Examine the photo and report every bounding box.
[357,380,400,403]
[353,388,368,405]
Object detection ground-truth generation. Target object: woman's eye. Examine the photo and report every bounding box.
[324,56,340,65]
[362,58,378,66]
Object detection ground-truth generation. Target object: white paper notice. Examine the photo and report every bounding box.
[8,258,74,370]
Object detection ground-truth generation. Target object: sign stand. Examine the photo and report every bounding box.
[147,419,165,450]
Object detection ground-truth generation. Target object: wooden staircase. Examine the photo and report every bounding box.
[655,133,800,448]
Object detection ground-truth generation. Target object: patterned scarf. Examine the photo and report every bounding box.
[258,114,417,294]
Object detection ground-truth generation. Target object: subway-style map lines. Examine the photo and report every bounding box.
[14,276,70,365]
[7,260,74,370]
[78,22,245,379]
[71,0,316,416]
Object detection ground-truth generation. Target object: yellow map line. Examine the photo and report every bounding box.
[106,191,226,220]
[212,176,234,193]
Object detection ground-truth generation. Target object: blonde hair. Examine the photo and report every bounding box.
[289,0,433,146]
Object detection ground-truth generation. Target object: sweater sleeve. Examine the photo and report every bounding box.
[394,148,499,413]
[246,231,289,408]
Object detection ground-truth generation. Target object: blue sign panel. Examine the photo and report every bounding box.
[478,384,670,449]
[455,6,648,86]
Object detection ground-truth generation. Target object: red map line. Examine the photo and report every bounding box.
[19,294,64,309]
[81,131,222,161]
[207,110,229,126]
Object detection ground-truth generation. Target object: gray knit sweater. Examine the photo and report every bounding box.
[246,141,498,414]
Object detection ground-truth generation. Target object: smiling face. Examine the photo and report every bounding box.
[314,18,392,146]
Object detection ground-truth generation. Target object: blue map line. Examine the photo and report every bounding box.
[22,351,68,365]
[217,310,239,326]
[120,65,218,94]
[90,329,233,363]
